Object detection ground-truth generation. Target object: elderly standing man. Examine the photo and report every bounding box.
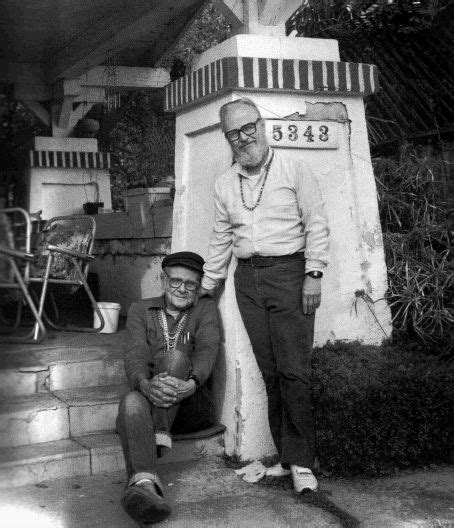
[117,251,220,524]
[199,97,329,493]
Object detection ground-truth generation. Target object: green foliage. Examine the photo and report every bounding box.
[95,93,175,207]
[161,2,230,69]
[313,341,454,477]
[374,145,453,351]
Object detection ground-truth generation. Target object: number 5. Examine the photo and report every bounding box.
[272,125,282,141]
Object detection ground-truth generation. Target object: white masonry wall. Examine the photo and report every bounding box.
[171,35,391,461]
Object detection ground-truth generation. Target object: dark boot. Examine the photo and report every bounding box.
[122,474,171,524]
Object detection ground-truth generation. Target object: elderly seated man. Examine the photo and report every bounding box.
[116,251,220,524]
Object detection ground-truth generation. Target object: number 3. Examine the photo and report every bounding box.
[319,126,329,142]
[288,124,298,141]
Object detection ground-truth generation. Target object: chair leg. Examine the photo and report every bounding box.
[45,257,105,333]
[33,253,53,341]
[0,261,46,344]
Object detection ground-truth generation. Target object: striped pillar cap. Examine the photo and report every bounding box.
[28,151,111,169]
[165,56,379,112]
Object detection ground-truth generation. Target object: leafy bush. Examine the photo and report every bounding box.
[374,145,453,352]
[313,341,454,476]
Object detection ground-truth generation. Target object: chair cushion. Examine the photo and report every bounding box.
[31,223,92,281]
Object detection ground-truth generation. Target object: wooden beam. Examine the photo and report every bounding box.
[212,0,244,30]
[257,0,302,26]
[81,66,170,89]
[21,100,50,127]
[49,0,203,81]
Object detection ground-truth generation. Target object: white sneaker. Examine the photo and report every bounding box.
[265,463,291,477]
[290,466,318,493]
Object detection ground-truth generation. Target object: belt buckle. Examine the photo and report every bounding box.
[251,255,273,267]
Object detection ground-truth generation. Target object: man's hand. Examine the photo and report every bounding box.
[164,375,197,403]
[302,275,322,315]
[195,286,215,304]
[139,373,179,408]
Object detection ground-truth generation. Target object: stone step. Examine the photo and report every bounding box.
[0,439,91,488]
[0,392,70,448]
[53,384,129,437]
[0,425,226,488]
[0,384,128,448]
[0,341,127,398]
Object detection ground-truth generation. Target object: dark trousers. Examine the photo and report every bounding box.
[116,350,214,479]
[234,256,315,468]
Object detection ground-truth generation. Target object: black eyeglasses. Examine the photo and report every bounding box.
[164,270,199,291]
[224,118,261,142]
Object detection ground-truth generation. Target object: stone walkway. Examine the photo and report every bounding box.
[0,457,453,527]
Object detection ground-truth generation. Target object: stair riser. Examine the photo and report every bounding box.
[0,369,48,399]
[1,399,122,448]
[0,433,225,487]
[50,360,126,391]
[0,359,126,398]
[0,407,70,448]
[0,452,91,488]
[69,402,119,437]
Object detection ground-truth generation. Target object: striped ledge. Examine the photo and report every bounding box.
[165,56,379,112]
[28,151,111,169]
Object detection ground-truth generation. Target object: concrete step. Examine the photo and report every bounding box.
[0,331,128,397]
[0,384,128,447]
[0,392,70,448]
[53,384,129,437]
[0,426,226,488]
[0,438,91,488]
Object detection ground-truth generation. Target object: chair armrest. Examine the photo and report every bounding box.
[46,244,94,260]
[0,244,34,260]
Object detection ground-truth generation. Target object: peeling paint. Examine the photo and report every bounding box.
[305,101,349,122]
[361,225,384,250]
[360,261,371,273]
[234,366,243,456]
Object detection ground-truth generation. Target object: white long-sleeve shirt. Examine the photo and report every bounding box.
[201,148,330,290]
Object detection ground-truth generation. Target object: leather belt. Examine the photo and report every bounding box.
[237,253,304,267]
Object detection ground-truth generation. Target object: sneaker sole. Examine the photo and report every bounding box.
[122,486,171,523]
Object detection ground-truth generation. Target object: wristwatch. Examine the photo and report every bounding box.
[306,270,323,279]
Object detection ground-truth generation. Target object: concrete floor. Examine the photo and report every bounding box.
[0,457,453,527]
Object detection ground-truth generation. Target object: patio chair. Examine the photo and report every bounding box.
[0,208,46,343]
[29,214,105,339]
[0,210,104,342]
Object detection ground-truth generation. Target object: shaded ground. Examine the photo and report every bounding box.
[0,457,453,527]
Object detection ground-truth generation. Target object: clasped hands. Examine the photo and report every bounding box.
[139,372,196,408]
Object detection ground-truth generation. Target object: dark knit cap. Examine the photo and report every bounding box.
[162,251,205,274]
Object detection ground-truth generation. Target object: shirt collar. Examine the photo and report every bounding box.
[235,147,273,179]
[146,295,166,310]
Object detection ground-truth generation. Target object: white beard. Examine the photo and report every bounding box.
[235,144,267,168]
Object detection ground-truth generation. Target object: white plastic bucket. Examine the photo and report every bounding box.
[94,302,121,334]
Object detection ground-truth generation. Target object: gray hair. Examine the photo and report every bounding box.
[219,97,262,132]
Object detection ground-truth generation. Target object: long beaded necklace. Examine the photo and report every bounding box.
[239,150,274,212]
[158,308,189,353]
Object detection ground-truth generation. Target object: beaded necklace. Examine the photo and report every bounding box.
[158,308,189,353]
[239,150,274,212]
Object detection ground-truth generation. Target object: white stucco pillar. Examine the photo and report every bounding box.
[165,34,392,460]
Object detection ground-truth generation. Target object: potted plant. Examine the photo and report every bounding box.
[83,181,104,214]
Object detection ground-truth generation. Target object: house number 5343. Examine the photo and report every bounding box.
[272,124,329,142]
[265,120,339,149]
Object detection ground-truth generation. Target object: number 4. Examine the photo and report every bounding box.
[303,126,314,142]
